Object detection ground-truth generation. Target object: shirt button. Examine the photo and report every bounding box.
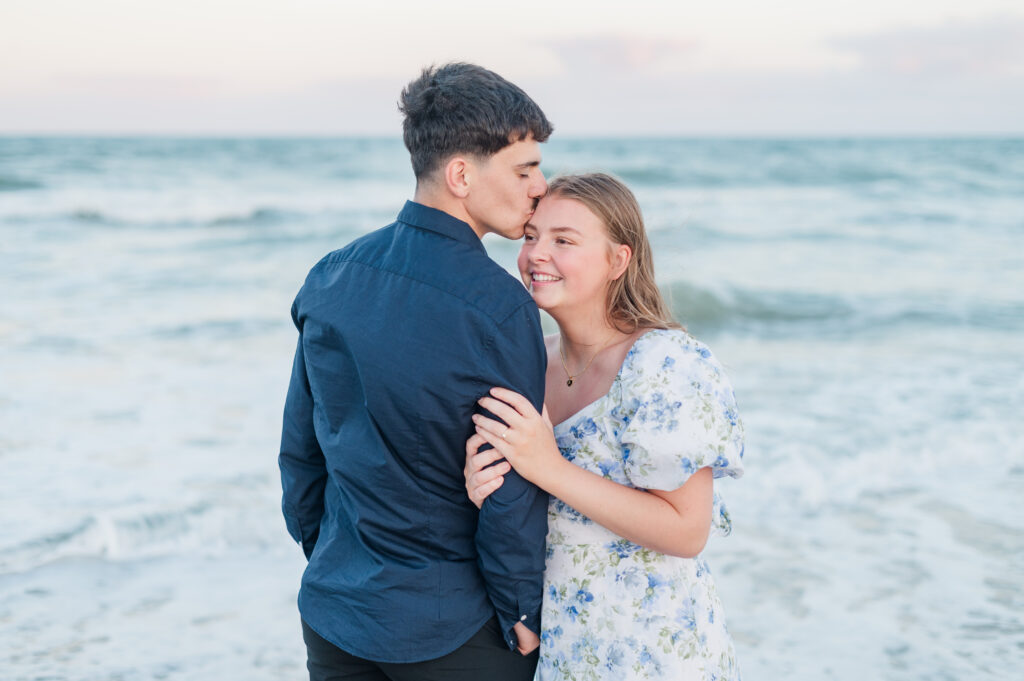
[520,615,527,621]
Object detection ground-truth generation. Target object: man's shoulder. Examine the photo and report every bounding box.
[311,222,398,270]
[301,221,535,324]
[460,260,536,324]
[422,241,535,325]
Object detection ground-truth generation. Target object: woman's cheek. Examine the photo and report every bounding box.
[517,249,530,284]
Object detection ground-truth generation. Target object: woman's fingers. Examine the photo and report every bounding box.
[465,435,484,475]
[472,414,509,441]
[466,432,487,456]
[474,422,514,459]
[469,459,511,488]
[468,472,506,508]
[477,395,524,426]
[467,446,504,471]
[489,387,537,416]
[465,433,492,462]
[464,433,510,508]
[466,458,510,508]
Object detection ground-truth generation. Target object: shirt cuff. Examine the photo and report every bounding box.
[496,597,541,650]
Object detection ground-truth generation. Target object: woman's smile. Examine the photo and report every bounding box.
[531,272,562,284]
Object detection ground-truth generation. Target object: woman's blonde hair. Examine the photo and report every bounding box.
[547,173,681,333]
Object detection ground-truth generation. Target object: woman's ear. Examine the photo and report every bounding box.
[610,244,632,281]
[444,156,471,199]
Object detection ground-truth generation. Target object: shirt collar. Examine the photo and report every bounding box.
[396,201,485,253]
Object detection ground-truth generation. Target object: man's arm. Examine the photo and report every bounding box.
[474,302,548,652]
[279,300,327,560]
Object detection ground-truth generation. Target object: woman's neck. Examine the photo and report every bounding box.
[550,308,624,365]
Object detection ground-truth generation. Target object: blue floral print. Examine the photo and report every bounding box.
[538,329,745,680]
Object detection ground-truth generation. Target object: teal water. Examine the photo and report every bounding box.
[1,137,1022,679]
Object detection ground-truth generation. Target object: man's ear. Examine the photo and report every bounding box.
[443,157,471,199]
[610,244,632,281]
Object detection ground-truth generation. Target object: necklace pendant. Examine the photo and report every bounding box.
[566,378,573,387]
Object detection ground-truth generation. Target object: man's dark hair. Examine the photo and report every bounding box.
[398,63,554,180]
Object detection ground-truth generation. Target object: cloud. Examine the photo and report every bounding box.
[544,35,699,76]
[503,16,1024,135]
[4,16,1024,135]
[832,14,1024,78]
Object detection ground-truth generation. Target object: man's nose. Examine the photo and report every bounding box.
[529,172,548,199]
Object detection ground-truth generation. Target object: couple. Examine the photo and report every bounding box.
[279,63,745,681]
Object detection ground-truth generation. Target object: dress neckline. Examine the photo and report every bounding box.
[552,329,664,431]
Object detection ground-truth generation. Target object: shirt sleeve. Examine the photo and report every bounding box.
[619,333,745,492]
[474,300,549,651]
[279,295,328,560]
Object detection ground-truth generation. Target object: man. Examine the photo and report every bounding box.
[279,63,553,681]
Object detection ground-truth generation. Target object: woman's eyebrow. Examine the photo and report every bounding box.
[523,224,581,235]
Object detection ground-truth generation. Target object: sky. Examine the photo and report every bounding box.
[1,0,1023,135]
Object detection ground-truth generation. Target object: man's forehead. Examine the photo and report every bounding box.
[503,138,542,165]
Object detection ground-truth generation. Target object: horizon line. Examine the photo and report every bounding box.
[3,131,1023,140]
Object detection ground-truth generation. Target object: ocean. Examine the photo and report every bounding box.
[1,137,1022,680]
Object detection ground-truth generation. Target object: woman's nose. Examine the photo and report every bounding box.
[529,241,550,262]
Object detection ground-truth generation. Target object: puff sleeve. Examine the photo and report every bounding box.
[618,332,744,532]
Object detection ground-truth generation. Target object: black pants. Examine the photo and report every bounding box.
[302,617,539,681]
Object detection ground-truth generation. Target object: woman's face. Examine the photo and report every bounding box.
[517,195,628,318]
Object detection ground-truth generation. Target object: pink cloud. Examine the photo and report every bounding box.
[545,35,698,74]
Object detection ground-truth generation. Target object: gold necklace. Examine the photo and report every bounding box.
[558,333,618,387]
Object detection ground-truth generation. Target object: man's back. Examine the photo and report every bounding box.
[280,201,548,663]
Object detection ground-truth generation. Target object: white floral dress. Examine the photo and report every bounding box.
[538,329,745,681]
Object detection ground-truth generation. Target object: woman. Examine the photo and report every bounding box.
[465,173,745,680]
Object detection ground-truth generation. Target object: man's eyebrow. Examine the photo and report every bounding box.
[514,160,541,169]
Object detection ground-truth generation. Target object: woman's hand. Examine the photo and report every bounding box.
[472,388,562,487]
[471,389,714,558]
[464,433,510,508]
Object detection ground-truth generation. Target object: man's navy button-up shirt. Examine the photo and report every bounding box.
[279,201,549,663]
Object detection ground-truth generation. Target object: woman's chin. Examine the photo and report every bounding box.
[532,295,559,314]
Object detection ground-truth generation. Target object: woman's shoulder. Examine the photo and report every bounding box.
[624,327,721,371]
[615,328,734,401]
